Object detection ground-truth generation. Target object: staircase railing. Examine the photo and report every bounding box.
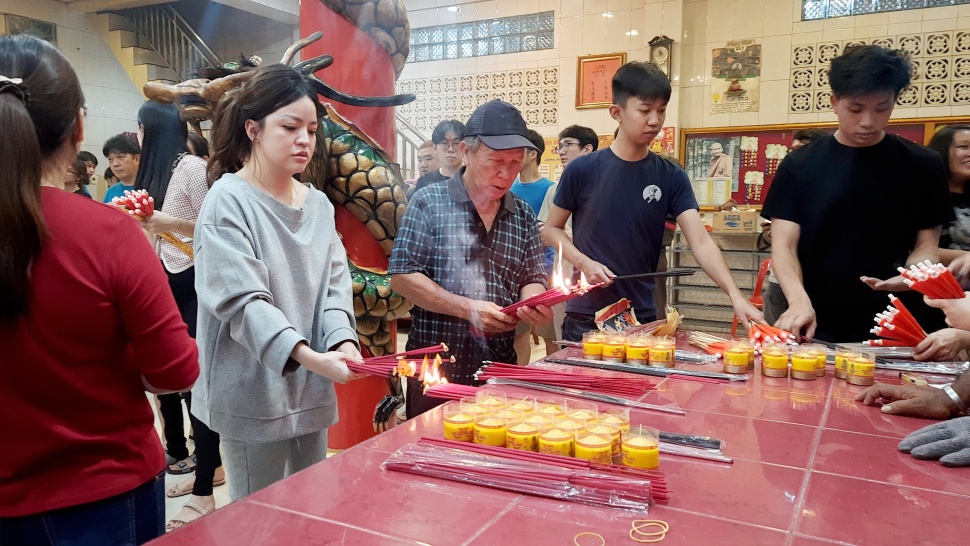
[396,114,427,182]
[121,4,222,82]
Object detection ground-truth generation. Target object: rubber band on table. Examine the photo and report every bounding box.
[630,520,669,543]
[573,531,606,546]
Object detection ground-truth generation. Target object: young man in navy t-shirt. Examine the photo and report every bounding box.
[542,61,764,340]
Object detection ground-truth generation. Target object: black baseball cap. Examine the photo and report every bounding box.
[465,100,537,151]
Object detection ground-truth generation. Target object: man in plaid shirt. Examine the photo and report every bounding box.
[390,100,554,418]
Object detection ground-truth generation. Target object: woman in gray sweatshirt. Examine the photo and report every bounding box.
[192,64,363,501]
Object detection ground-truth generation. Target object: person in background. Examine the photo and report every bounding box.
[543,62,763,341]
[390,100,553,418]
[187,131,210,160]
[104,167,118,187]
[78,150,98,179]
[64,157,92,198]
[762,45,952,342]
[511,129,555,363]
[0,34,199,545]
[856,296,970,467]
[133,100,224,530]
[556,124,598,168]
[761,129,829,325]
[101,134,141,203]
[405,140,439,194]
[194,64,362,501]
[534,126,598,341]
[413,120,464,193]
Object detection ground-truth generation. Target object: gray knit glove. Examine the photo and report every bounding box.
[898,416,970,467]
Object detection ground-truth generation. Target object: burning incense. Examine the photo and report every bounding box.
[898,261,965,300]
[501,243,603,319]
[111,189,193,258]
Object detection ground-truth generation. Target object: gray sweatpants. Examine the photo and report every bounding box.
[221,429,328,501]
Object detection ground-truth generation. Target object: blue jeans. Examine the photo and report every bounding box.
[0,472,165,546]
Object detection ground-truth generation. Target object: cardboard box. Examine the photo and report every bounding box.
[712,211,761,232]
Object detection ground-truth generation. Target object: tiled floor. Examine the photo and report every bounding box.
[151,332,970,545]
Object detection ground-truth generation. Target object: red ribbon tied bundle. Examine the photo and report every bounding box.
[898,261,966,300]
[111,189,194,259]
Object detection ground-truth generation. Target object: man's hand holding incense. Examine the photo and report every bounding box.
[517,303,554,326]
[578,257,614,286]
[775,301,817,340]
[861,275,909,292]
[730,295,764,328]
[466,299,517,334]
[925,295,970,331]
[914,328,970,362]
[855,382,956,419]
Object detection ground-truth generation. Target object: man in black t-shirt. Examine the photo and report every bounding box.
[413,119,464,193]
[762,45,953,342]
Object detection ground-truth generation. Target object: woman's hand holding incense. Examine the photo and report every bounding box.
[775,301,817,340]
[517,303,554,326]
[925,295,970,331]
[914,328,970,362]
[335,341,364,378]
[949,253,970,287]
[730,296,764,328]
[855,382,955,419]
[578,257,614,286]
[466,299,516,334]
[293,342,356,384]
[861,275,909,292]
[142,210,178,234]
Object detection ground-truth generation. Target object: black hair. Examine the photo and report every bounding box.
[209,64,322,182]
[793,129,828,144]
[77,150,98,166]
[135,101,188,210]
[102,134,141,158]
[558,125,599,151]
[829,45,912,98]
[68,158,87,187]
[187,132,209,159]
[431,120,465,144]
[104,167,116,181]
[0,35,84,321]
[524,129,545,166]
[612,61,672,106]
[928,124,970,182]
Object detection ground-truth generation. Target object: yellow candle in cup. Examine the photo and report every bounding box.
[460,396,490,418]
[846,352,876,386]
[622,425,660,469]
[476,389,507,410]
[602,334,627,362]
[536,396,564,418]
[626,333,651,365]
[649,337,675,367]
[473,415,507,446]
[760,343,789,378]
[442,402,475,442]
[791,348,818,381]
[508,396,536,414]
[506,421,540,451]
[834,346,856,380]
[814,348,828,377]
[582,331,604,360]
[564,399,598,422]
[574,429,613,464]
[590,422,622,457]
[538,427,573,456]
[723,343,750,374]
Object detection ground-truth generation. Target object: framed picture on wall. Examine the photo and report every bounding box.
[576,52,626,110]
[4,15,57,46]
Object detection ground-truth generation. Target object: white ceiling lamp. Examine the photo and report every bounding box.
[602,12,614,17]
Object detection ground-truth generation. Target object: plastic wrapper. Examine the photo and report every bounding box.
[874,360,969,375]
[675,351,720,364]
[381,443,653,512]
[659,442,733,464]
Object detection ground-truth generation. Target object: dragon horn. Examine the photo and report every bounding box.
[308,75,416,107]
[293,55,335,75]
[282,31,324,65]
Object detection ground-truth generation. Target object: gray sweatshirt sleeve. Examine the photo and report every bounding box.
[195,221,306,376]
[320,237,358,352]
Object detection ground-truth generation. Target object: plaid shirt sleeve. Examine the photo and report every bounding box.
[388,193,434,276]
[519,217,548,290]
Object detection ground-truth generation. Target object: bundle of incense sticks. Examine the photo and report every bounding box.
[865,294,928,347]
[898,261,966,300]
[748,322,797,349]
[689,332,731,358]
[111,189,193,258]
[419,437,668,503]
[425,383,479,401]
[347,344,451,378]
[500,280,604,318]
[474,362,655,398]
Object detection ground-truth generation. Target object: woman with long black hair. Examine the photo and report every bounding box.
[0,35,198,545]
[133,101,224,530]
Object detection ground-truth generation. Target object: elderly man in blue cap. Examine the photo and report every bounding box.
[390,100,554,417]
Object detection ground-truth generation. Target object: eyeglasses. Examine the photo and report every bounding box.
[437,139,462,150]
[554,140,580,154]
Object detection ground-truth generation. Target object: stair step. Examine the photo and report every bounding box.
[132,47,168,68]
[106,13,135,33]
[145,64,178,82]
[119,29,152,50]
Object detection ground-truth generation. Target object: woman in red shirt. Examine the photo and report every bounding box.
[0,35,199,545]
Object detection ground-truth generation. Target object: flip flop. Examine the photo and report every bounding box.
[165,500,213,532]
[166,477,227,498]
[166,457,196,475]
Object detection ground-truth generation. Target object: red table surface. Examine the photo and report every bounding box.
[151,339,970,545]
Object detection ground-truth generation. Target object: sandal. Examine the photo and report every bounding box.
[166,475,227,498]
[166,456,196,475]
[166,500,213,532]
